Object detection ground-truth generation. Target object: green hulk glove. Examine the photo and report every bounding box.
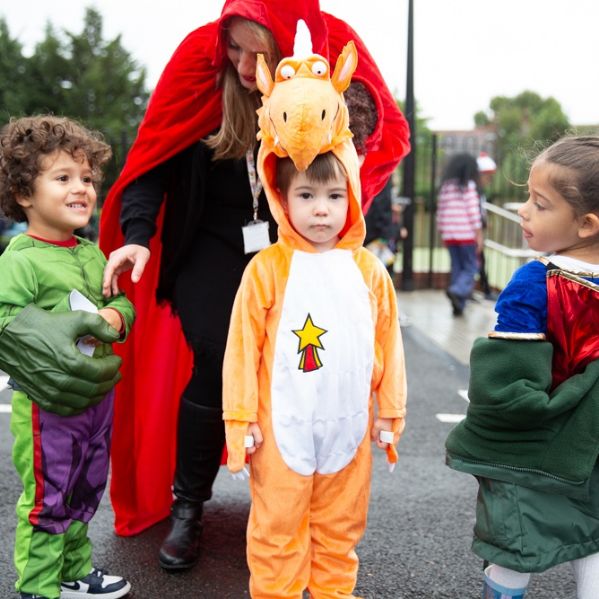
[0,304,123,416]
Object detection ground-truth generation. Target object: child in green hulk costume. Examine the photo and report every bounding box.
[0,115,135,599]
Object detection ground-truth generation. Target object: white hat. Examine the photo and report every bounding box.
[477,152,497,173]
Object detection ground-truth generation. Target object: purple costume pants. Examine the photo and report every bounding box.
[12,389,114,535]
[11,390,115,596]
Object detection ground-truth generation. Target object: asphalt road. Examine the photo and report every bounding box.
[0,326,577,598]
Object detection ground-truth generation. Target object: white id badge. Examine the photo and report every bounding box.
[242,220,270,254]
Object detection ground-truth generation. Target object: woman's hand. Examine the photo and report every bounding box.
[102,244,150,297]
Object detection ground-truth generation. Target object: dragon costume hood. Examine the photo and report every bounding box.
[256,24,365,251]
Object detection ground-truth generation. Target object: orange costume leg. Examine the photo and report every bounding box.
[247,418,373,599]
[247,432,312,599]
[308,435,372,599]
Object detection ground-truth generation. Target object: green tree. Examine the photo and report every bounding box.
[475,91,571,201]
[0,7,149,200]
[57,8,149,193]
[25,23,72,115]
[478,90,570,157]
[60,8,148,144]
[0,18,30,119]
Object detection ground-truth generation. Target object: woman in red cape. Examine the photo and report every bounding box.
[99,0,409,571]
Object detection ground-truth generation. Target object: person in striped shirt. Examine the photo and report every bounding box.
[436,153,483,315]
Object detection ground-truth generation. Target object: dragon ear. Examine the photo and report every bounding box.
[256,54,274,97]
[331,41,358,93]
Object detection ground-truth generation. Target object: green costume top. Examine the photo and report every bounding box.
[0,233,134,339]
[0,234,135,412]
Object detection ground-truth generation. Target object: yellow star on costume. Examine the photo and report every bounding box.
[292,314,327,352]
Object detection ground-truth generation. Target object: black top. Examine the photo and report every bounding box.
[120,140,277,347]
[364,179,395,245]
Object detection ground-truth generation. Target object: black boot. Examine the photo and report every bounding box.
[159,500,204,571]
[158,399,225,571]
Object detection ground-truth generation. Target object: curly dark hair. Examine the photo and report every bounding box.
[344,81,378,155]
[0,115,112,222]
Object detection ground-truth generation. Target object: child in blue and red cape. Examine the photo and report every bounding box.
[447,136,599,599]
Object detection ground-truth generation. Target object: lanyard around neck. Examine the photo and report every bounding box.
[246,150,263,222]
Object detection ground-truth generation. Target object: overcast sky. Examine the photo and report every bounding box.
[2,0,598,130]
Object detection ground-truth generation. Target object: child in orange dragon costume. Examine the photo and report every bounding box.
[222,21,407,599]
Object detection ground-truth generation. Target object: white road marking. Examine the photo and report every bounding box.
[436,413,466,423]
[458,389,469,402]
[436,389,469,423]
[1,375,12,413]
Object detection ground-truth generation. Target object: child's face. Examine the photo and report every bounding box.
[17,150,96,241]
[284,168,349,252]
[518,160,583,254]
[480,171,495,188]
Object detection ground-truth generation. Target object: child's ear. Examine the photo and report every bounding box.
[15,194,33,209]
[578,212,599,238]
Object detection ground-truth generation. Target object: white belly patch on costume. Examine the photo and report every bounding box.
[271,250,374,475]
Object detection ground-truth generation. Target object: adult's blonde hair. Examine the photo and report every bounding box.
[205,18,279,161]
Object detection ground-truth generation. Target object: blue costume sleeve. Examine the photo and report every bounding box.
[494,260,547,333]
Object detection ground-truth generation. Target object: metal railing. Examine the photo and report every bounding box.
[394,197,540,292]
[483,201,540,290]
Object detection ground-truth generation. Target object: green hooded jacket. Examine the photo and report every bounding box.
[446,337,599,499]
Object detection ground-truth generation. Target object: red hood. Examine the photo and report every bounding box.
[99,0,332,255]
[216,0,328,66]
[99,3,409,257]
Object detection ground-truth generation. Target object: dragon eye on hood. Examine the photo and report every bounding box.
[280,64,296,80]
[311,61,328,76]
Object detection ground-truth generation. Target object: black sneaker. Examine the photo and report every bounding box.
[446,289,464,316]
[21,594,51,599]
[60,568,131,599]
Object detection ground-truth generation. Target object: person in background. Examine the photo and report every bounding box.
[363,179,397,270]
[446,136,599,599]
[99,0,410,572]
[0,115,135,599]
[436,153,483,316]
[476,152,498,300]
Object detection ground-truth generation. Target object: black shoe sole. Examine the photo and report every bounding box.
[158,556,199,572]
